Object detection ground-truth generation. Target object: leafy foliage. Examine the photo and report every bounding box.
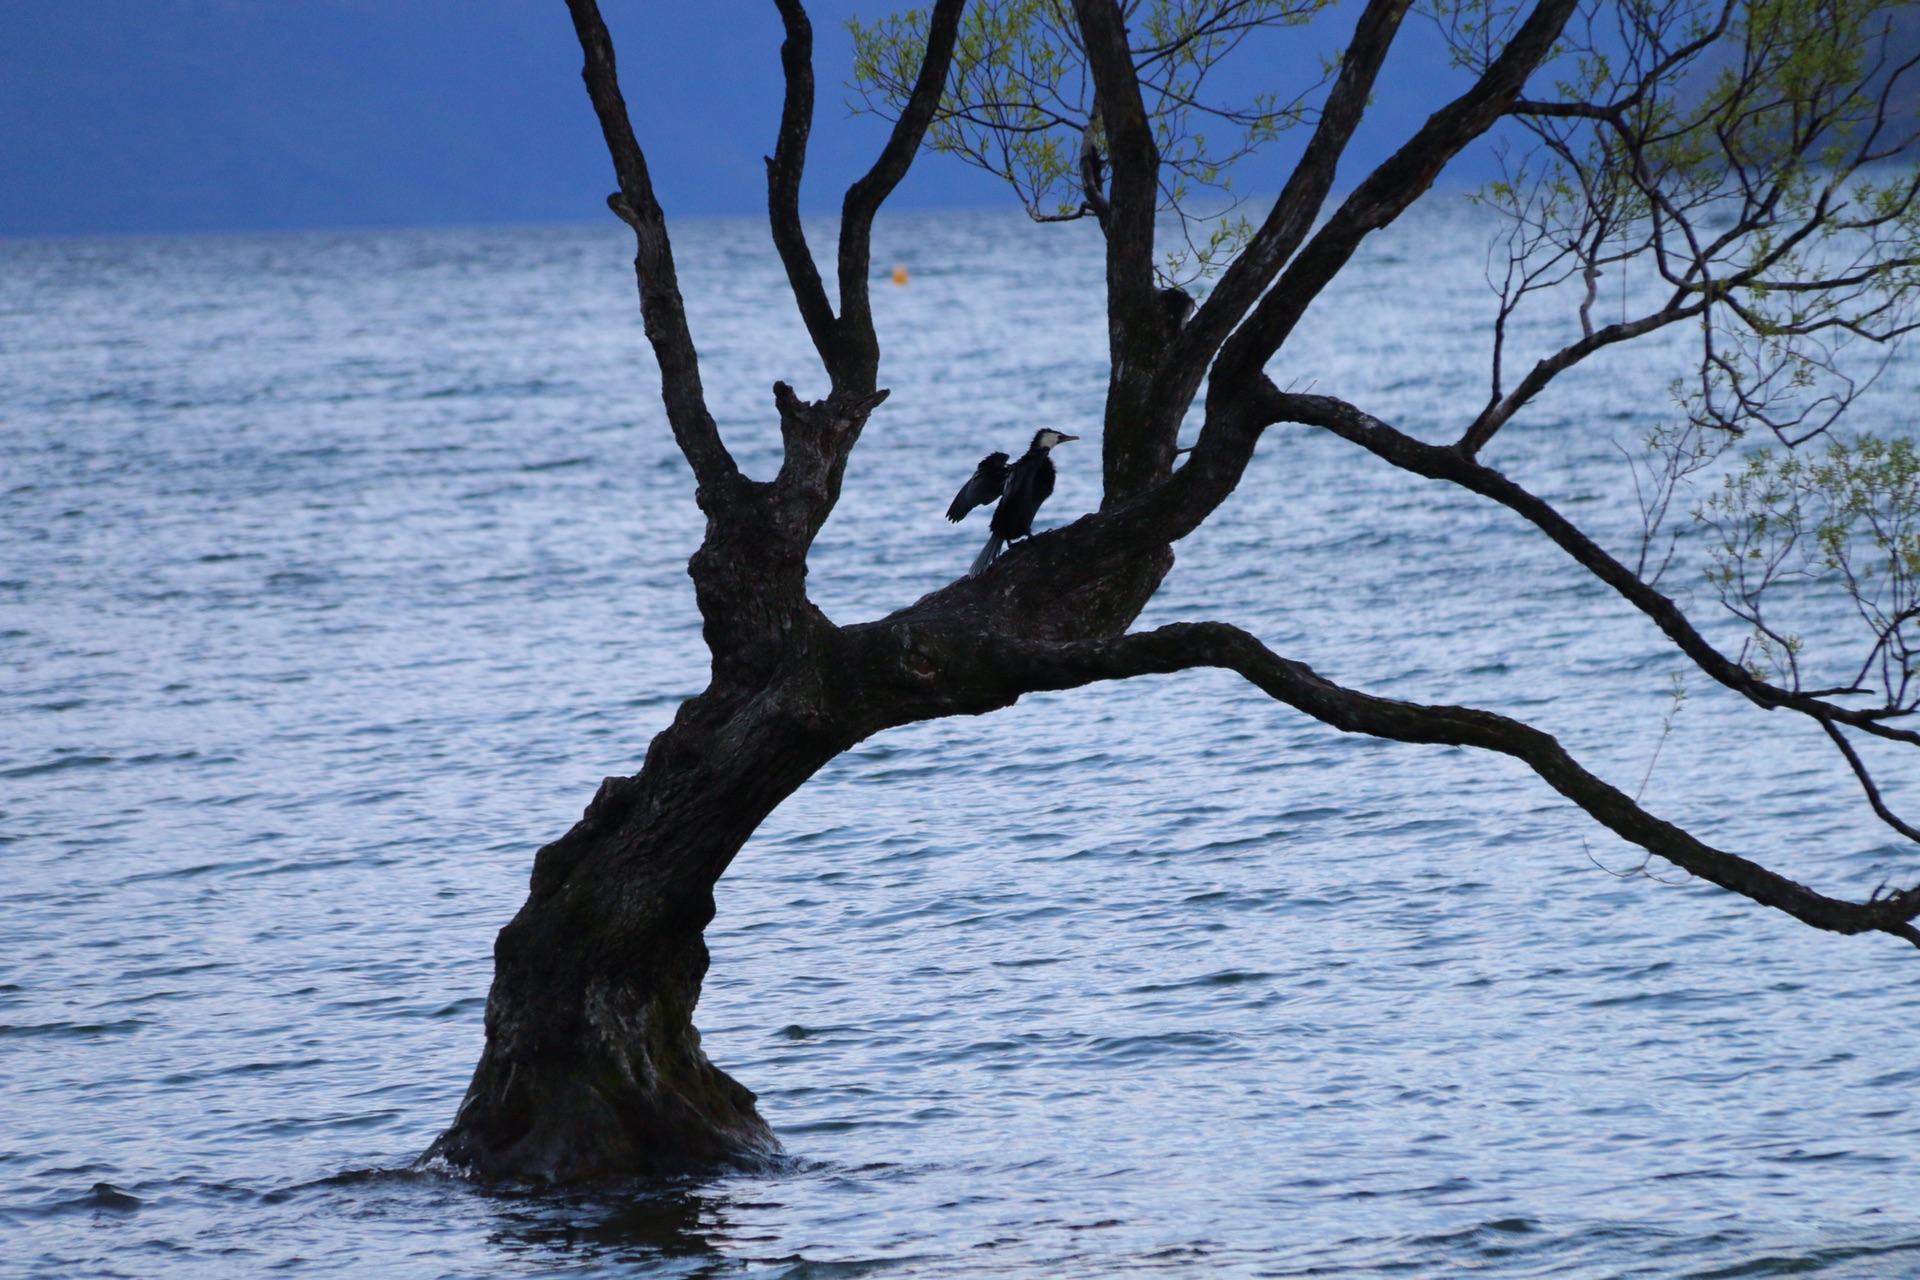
[851,0,1332,280]
[1466,0,1920,442]
[1702,434,1920,713]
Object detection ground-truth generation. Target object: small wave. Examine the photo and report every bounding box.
[1128,969,1273,994]
[0,1019,146,1039]
[0,753,114,778]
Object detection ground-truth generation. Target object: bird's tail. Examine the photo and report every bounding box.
[969,533,1005,579]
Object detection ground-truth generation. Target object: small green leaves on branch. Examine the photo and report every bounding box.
[1459,0,1920,455]
[1701,433,1920,715]
[850,0,1331,281]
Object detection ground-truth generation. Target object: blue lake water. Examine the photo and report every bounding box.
[4,203,1920,1278]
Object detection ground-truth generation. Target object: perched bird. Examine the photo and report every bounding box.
[1159,286,1195,342]
[969,428,1079,577]
[946,451,1010,522]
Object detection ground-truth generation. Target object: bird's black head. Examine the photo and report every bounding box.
[1030,429,1079,450]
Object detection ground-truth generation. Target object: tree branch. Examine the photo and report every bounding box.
[767,0,840,373]
[1073,0,1159,335]
[1212,0,1581,392]
[1266,389,1920,747]
[1507,99,1620,120]
[1155,0,1413,436]
[1073,0,1167,504]
[982,621,1920,947]
[1820,719,1920,845]
[1458,299,1708,456]
[565,0,740,499]
[835,0,968,392]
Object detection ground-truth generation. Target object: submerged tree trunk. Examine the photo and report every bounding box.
[425,532,1177,1180]
[425,686,856,1180]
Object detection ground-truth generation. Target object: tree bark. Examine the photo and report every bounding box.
[423,685,855,1181]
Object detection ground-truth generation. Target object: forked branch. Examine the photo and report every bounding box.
[768,0,966,394]
[1458,300,1710,456]
[1159,0,1412,422]
[1212,0,1580,391]
[1465,0,1920,457]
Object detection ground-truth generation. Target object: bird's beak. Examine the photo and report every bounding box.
[1058,433,1080,443]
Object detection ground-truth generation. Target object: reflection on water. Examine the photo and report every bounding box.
[480,1179,736,1271]
[3,204,1919,1278]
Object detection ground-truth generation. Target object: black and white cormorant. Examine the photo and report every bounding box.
[946,451,1010,522]
[969,428,1078,577]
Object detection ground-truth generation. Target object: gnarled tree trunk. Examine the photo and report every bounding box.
[424,525,1181,1178]
[424,685,850,1179]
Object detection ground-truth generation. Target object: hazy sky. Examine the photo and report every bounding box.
[1,1,1489,239]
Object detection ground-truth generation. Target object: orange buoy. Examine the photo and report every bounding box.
[891,264,909,286]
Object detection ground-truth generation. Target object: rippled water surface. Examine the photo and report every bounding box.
[5,206,1920,1278]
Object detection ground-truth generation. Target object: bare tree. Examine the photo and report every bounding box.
[424,0,1920,1183]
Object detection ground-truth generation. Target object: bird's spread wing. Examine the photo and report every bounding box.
[946,475,985,522]
[946,455,1007,522]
